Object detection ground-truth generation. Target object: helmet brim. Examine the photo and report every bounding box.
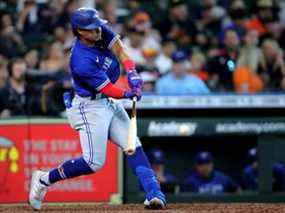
[83,18,108,30]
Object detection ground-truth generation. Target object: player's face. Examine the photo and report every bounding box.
[12,62,26,81]
[78,27,102,43]
[172,61,187,77]
[196,163,213,178]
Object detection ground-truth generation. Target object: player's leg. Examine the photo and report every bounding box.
[29,98,112,210]
[108,101,166,209]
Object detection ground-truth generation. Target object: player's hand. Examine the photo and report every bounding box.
[127,70,143,90]
[124,88,142,101]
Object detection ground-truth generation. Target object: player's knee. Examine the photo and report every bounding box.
[89,159,105,171]
[83,154,105,172]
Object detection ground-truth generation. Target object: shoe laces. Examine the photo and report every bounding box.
[34,181,47,200]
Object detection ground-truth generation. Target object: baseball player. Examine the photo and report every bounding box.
[181,151,241,194]
[242,147,285,191]
[148,149,178,193]
[29,7,166,210]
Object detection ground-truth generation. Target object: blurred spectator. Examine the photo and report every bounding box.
[207,29,240,91]
[123,27,145,65]
[181,151,241,194]
[242,148,285,192]
[132,11,161,52]
[53,26,74,50]
[0,60,8,89]
[0,58,41,117]
[244,0,278,37]
[157,0,197,50]
[221,0,247,40]
[16,0,54,38]
[196,0,226,39]
[0,0,284,119]
[53,0,79,28]
[24,49,39,69]
[148,149,178,193]
[101,1,124,35]
[155,40,176,75]
[0,0,18,16]
[140,71,158,93]
[193,30,210,53]
[156,51,210,95]
[49,0,66,14]
[0,13,25,58]
[40,41,64,73]
[40,49,71,116]
[189,51,209,83]
[237,30,261,74]
[142,48,159,71]
[234,29,264,93]
[258,39,285,91]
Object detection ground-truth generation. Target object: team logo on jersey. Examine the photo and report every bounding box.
[102,57,112,70]
[95,57,100,63]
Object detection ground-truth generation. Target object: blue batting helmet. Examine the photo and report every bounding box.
[171,51,187,62]
[247,147,258,163]
[148,149,165,164]
[195,151,213,165]
[70,7,107,30]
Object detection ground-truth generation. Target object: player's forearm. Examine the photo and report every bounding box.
[100,82,140,100]
[111,39,135,72]
[100,82,125,99]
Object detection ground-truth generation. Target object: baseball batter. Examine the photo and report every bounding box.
[29,7,166,210]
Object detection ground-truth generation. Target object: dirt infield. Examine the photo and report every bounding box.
[1,203,285,213]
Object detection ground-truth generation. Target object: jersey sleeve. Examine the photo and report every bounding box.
[242,168,257,190]
[101,24,120,49]
[73,58,110,91]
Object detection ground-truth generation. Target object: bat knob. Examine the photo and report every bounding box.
[125,149,136,155]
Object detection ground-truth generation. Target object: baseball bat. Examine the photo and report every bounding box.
[125,97,137,155]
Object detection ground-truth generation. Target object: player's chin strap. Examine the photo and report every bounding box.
[126,146,161,194]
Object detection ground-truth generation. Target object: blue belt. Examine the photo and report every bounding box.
[77,93,107,100]
[63,91,107,109]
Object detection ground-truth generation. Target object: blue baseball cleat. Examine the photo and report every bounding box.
[144,190,166,209]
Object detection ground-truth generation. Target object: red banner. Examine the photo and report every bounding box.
[0,122,120,203]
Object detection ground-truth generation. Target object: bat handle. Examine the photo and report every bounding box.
[131,97,137,118]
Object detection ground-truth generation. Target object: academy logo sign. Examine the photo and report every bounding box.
[216,122,285,134]
[148,121,197,136]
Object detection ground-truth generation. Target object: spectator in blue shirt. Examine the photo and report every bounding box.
[242,147,285,192]
[181,151,241,194]
[155,51,210,95]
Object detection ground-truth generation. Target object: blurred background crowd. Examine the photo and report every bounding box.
[0,0,285,117]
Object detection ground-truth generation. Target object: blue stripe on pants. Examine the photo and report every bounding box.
[79,103,93,166]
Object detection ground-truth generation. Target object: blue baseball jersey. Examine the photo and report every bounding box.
[242,165,258,190]
[70,25,121,97]
[181,170,239,194]
[242,163,285,191]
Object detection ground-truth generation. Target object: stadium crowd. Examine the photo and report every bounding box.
[0,0,285,117]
